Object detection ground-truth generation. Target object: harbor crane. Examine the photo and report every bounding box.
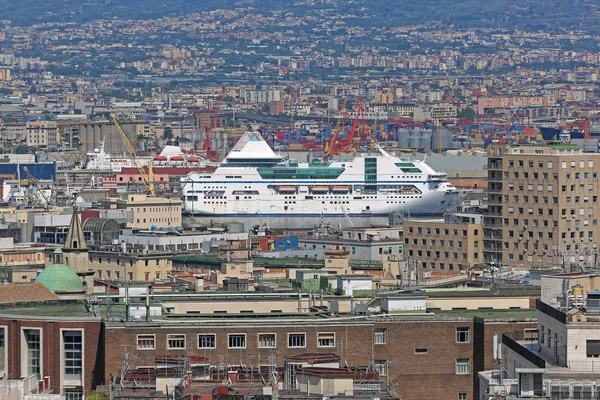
[109,113,155,196]
[324,99,364,161]
[22,166,51,210]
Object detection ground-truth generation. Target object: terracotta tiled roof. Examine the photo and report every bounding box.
[0,282,60,303]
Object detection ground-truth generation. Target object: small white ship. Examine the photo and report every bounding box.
[85,142,210,172]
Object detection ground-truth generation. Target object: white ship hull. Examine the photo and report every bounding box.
[180,133,459,217]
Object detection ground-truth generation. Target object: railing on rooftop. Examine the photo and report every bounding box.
[502,334,546,369]
[536,298,567,324]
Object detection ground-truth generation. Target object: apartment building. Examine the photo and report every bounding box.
[25,120,57,148]
[99,193,182,229]
[403,218,483,273]
[481,295,600,399]
[476,96,557,114]
[484,143,600,269]
[87,248,174,282]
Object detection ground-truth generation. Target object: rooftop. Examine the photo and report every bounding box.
[0,282,60,303]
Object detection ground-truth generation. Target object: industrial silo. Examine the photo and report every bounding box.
[420,132,432,151]
[398,128,410,148]
[409,130,420,149]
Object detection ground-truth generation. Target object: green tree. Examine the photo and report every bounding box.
[163,126,173,141]
[14,145,29,154]
[457,107,476,120]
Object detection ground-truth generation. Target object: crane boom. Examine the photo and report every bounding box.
[109,113,155,196]
[325,100,361,160]
[23,166,50,210]
[343,99,364,154]
[203,85,226,151]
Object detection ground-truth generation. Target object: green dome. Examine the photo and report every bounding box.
[35,263,84,293]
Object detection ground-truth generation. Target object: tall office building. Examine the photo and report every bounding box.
[484,143,600,269]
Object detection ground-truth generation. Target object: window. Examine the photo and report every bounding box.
[63,331,83,382]
[258,333,276,349]
[0,326,5,374]
[167,334,186,350]
[198,334,216,349]
[288,333,306,348]
[317,333,335,348]
[137,334,155,350]
[228,334,246,349]
[458,393,468,400]
[374,360,387,376]
[456,327,470,343]
[23,328,41,379]
[456,358,470,375]
[586,340,600,357]
[375,328,386,344]
[414,348,429,354]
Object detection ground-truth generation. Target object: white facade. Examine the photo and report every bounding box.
[381,296,426,313]
[337,275,373,296]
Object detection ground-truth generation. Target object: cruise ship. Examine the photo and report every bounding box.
[180,132,459,217]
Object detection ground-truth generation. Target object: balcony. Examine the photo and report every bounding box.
[484,232,503,240]
[488,162,503,170]
[486,200,503,206]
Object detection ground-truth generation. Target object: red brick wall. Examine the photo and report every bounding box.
[104,317,537,400]
[0,317,103,394]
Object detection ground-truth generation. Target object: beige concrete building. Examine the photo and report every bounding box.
[485,143,600,269]
[403,219,483,273]
[25,120,58,148]
[99,194,182,229]
[88,249,173,282]
[476,96,557,114]
[0,68,11,81]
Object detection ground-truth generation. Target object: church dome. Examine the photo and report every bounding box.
[35,250,84,293]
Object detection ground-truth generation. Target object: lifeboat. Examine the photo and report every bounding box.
[278,185,296,193]
[188,156,199,163]
[311,185,329,193]
[331,185,350,192]
[170,155,184,161]
[154,155,167,161]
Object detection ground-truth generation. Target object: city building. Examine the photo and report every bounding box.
[481,294,600,399]
[484,143,600,269]
[99,194,182,229]
[87,246,175,282]
[25,120,58,149]
[404,218,483,274]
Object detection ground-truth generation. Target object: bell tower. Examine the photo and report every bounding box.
[63,206,89,273]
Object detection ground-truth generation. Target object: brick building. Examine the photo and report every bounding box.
[104,311,536,400]
[0,302,102,399]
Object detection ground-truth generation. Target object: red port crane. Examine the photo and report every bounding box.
[583,118,591,152]
[325,99,364,160]
[203,85,226,151]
